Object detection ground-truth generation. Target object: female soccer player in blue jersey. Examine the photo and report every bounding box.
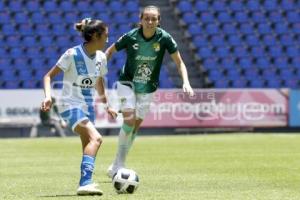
[105,5,194,177]
[41,18,117,195]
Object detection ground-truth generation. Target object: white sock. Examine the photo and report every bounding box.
[113,123,134,168]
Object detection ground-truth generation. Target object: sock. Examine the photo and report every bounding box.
[113,123,134,168]
[79,155,95,186]
[128,130,137,149]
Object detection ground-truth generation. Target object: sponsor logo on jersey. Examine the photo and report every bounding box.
[132,43,139,50]
[135,55,157,61]
[153,43,160,52]
[73,77,95,89]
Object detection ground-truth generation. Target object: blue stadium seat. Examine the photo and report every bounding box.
[227,34,242,46]
[188,23,202,36]
[239,23,254,34]
[14,12,28,24]
[231,79,248,88]
[0,58,11,69]
[31,59,45,69]
[13,58,28,70]
[0,12,10,24]
[226,68,241,80]
[245,35,260,46]
[205,23,219,35]
[211,34,225,47]
[3,81,20,89]
[211,1,227,12]
[128,12,140,23]
[118,24,131,34]
[215,47,230,58]
[182,12,198,24]
[217,12,232,23]
[274,23,288,34]
[35,24,51,36]
[0,48,8,58]
[234,12,249,23]
[286,46,299,57]
[194,1,209,12]
[251,46,267,58]
[109,1,123,12]
[266,79,282,88]
[18,70,33,80]
[43,1,58,12]
[31,12,45,24]
[262,34,277,46]
[59,1,73,12]
[249,79,265,88]
[75,1,91,12]
[125,1,139,12]
[10,48,23,58]
[52,24,67,36]
[229,1,244,11]
[220,57,236,69]
[274,57,289,69]
[286,11,299,23]
[56,36,71,48]
[233,46,248,58]
[22,36,37,47]
[197,47,212,58]
[214,79,230,88]
[244,68,260,79]
[34,69,48,78]
[246,0,261,11]
[8,1,23,12]
[238,57,253,69]
[91,1,107,12]
[192,34,208,47]
[43,47,58,59]
[26,47,41,58]
[17,23,35,36]
[268,46,283,57]
[1,69,17,81]
[113,12,129,24]
[292,23,300,34]
[268,11,284,23]
[281,0,295,11]
[279,68,295,78]
[7,35,21,47]
[22,80,39,88]
[251,11,267,23]
[263,0,278,11]
[177,1,193,13]
[256,57,271,69]
[26,1,40,12]
[222,23,237,34]
[262,68,278,79]
[200,12,214,23]
[284,79,299,88]
[2,24,16,35]
[39,36,54,47]
[48,12,62,24]
[257,23,272,34]
[279,34,294,46]
[208,69,224,81]
[203,58,218,70]
[0,1,5,12]
[95,12,111,24]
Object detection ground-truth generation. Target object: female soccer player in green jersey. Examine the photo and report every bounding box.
[105,5,194,177]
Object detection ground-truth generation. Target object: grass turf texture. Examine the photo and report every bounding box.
[0,134,300,200]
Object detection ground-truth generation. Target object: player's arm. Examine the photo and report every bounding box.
[96,77,117,119]
[170,51,194,96]
[105,44,117,61]
[41,66,62,112]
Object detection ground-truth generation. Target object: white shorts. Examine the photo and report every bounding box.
[117,82,154,119]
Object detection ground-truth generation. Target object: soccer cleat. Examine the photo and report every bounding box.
[107,164,121,179]
[77,183,103,196]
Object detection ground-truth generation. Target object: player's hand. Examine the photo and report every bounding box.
[41,97,52,112]
[106,107,118,120]
[182,82,194,97]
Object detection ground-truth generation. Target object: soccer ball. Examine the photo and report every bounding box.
[112,168,139,194]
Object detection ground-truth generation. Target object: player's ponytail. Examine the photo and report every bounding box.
[74,18,107,42]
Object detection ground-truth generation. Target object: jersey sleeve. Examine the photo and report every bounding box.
[99,52,108,77]
[114,33,130,51]
[165,34,178,54]
[56,48,73,72]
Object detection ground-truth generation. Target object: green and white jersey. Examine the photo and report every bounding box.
[115,27,178,93]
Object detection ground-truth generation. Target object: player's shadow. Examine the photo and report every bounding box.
[39,181,112,198]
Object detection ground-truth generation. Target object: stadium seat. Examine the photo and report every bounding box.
[182,12,198,24]
[208,69,224,81]
[177,1,193,13]
[227,34,242,46]
[31,12,45,24]
[286,11,299,23]
[0,1,5,12]
[6,35,21,47]
[274,57,289,69]
[257,23,272,35]
[194,1,209,12]
[75,1,91,12]
[59,1,73,12]
[211,34,225,47]
[221,57,236,69]
[8,1,23,12]
[22,36,37,47]
[0,58,11,69]
[205,23,219,35]
[268,11,284,23]
[197,47,212,58]
[51,24,67,36]
[14,12,28,24]
[3,81,20,89]
[246,0,260,11]
[251,11,267,23]
[266,79,282,88]
[249,79,265,88]
[0,12,10,24]
[25,1,40,12]
[245,35,260,46]
[286,46,299,57]
[48,12,62,24]
[214,79,230,88]
[281,0,295,11]
[234,12,249,23]
[109,1,123,12]
[264,0,278,11]
[256,57,271,69]
[35,24,51,36]
[262,34,277,46]
[274,23,289,34]
[217,12,232,23]
[211,1,227,12]
[231,79,248,88]
[222,23,237,34]
[229,1,244,11]
[238,57,253,69]
[43,1,58,12]
[216,47,230,58]
[239,23,254,34]
[188,23,202,36]
[226,68,241,80]
[200,12,214,23]
[192,35,208,47]
[233,46,248,58]
[125,1,139,12]
[203,58,218,70]
[279,34,294,46]
[250,47,266,58]
[2,24,16,35]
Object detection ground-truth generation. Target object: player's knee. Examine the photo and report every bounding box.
[91,134,103,147]
[123,119,135,127]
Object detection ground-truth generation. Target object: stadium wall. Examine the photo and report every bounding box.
[0,88,299,137]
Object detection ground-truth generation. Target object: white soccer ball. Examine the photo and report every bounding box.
[112,168,139,194]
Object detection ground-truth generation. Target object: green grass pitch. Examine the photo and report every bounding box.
[1,134,300,200]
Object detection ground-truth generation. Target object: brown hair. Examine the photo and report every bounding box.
[139,5,161,27]
[74,18,107,42]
